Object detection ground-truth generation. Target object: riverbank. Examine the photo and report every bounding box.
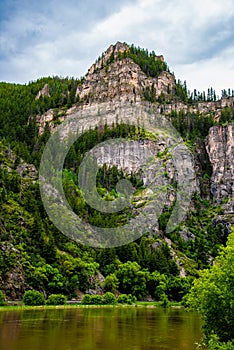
[0,301,183,312]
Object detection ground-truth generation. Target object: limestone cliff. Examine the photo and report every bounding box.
[35,41,233,234]
[36,83,50,100]
[206,125,234,213]
[36,42,233,136]
[76,55,175,104]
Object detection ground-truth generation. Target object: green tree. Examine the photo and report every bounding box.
[104,274,119,293]
[147,271,167,300]
[28,264,66,295]
[116,261,150,299]
[188,231,234,344]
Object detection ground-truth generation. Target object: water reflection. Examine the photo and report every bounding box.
[0,307,201,350]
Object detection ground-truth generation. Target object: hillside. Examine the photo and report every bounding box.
[0,42,234,300]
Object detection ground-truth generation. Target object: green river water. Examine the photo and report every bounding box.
[0,307,202,350]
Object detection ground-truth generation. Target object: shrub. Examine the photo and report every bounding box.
[46,294,67,305]
[90,295,103,305]
[117,294,136,305]
[196,334,234,350]
[103,292,117,305]
[23,290,45,306]
[117,294,128,304]
[81,294,103,305]
[0,291,5,306]
[82,293,119,305]
[81,294,92,305]
[207,334,234,350]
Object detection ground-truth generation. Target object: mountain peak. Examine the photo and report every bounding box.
[87,42,129,76]
[88,42,165,76]
[76,42,171,104]
[107,41,129,54]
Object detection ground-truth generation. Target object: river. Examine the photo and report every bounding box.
[0,307,202,350]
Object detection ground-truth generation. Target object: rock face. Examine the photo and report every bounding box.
[36,83,50,100]
[91,138,198,198]
[157,96,234,120]
[0,243,28,299]
[16,163,37,179]
[91,139,158,175]
[35,41,233,224]
[206,125,234,213]
[76,58,175,104]
[36,42,233,135]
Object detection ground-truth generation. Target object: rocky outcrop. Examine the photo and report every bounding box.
[206,125,234,213]
[35,42,233,135]
[87,41,164,76]
[74,41,175,106]
[91,139,159,175]
[76,58,175,104]
[36,83,50,100]
[85,272,105,295]
[0,243,28,299]
[155,96,233,119]
[16,163,37,179]
[212,214,234,235]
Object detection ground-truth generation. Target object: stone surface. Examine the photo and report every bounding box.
[76,51,175,104]
[16,163,37,179]
[0,243,28,299]
[36,83,50,100]
[206,125,234,213]
[35,41,233,135]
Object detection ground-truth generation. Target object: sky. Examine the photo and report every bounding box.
[0,0,234,96]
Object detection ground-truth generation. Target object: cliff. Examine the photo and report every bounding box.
[35,42,233,204]
[206,125,234,213]
[36,42,233,135]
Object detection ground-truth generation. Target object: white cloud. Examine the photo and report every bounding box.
[174,46,234,95]
[0,0,233,94]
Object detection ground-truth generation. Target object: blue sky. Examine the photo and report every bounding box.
[0,0,233,95]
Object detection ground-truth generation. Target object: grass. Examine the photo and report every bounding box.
[0,301,183,312]
[136,301,182,307]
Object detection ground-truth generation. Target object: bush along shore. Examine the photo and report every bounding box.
[0,290,182,309]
